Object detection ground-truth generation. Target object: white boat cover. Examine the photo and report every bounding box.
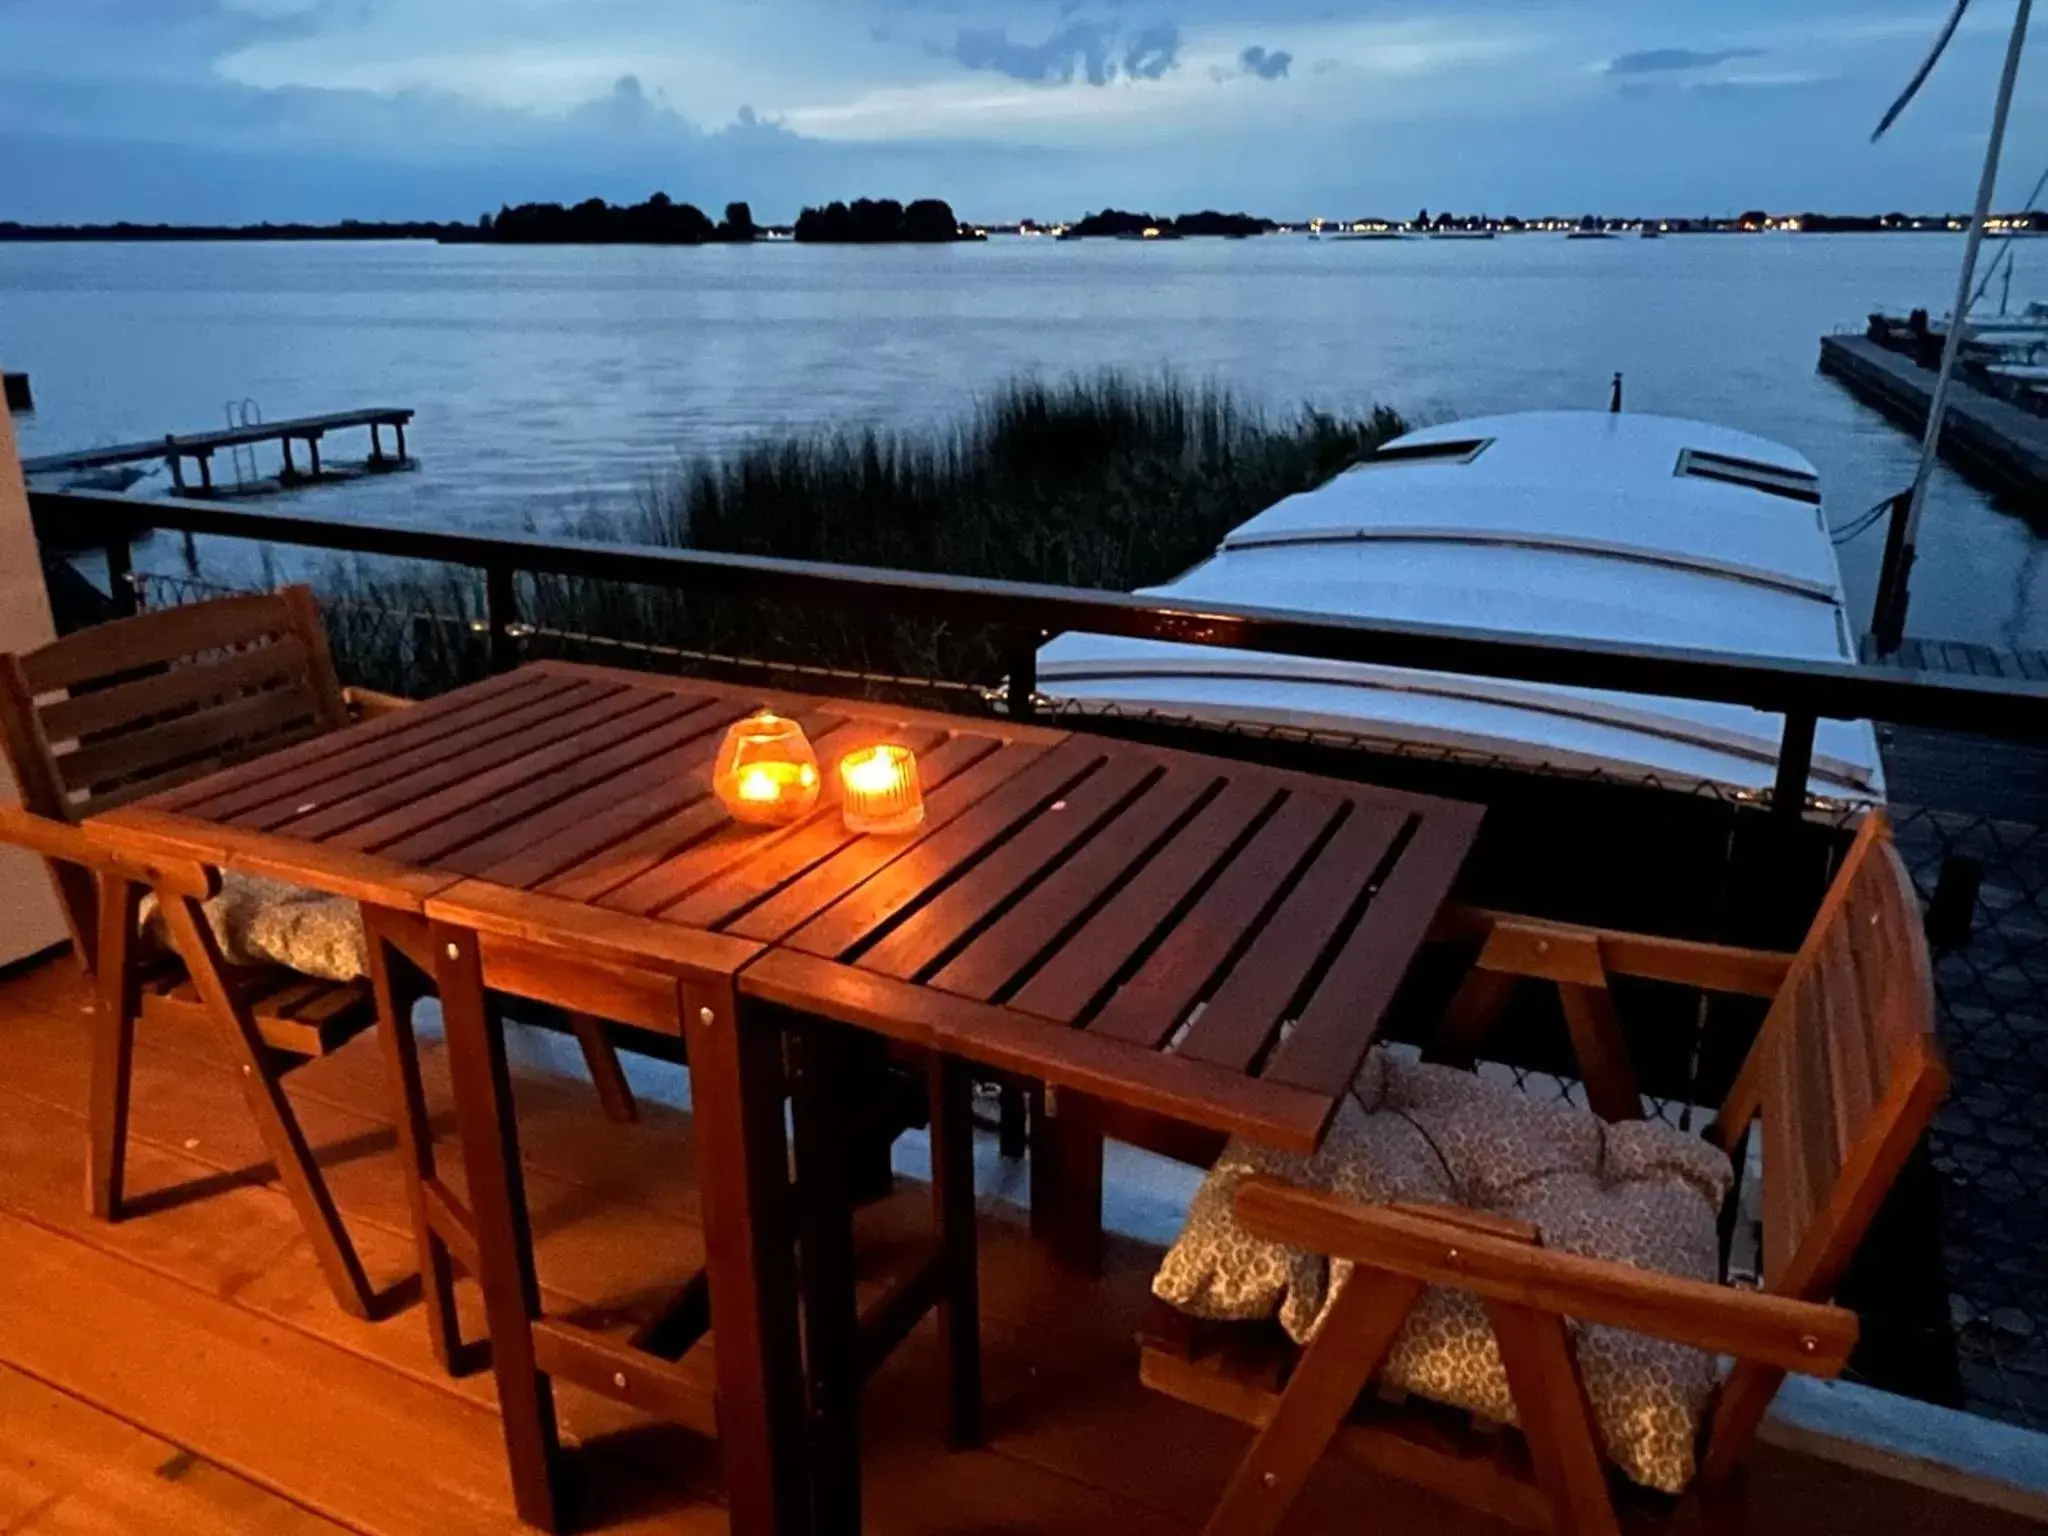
[1036,411,1884,805]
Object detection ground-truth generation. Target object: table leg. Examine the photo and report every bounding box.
[1030,1084,1105,1277]
[431,922,564,1531]
[929,1054,983,1448]
[789,1020,861,1536]
[685,982,811,1536]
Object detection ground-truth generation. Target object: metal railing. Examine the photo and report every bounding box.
[34,486,2048,824]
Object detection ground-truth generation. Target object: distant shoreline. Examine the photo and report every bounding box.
[3,205,2043,244]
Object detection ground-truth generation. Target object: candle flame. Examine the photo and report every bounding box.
[737,766,782,802]
[843,747,905,794]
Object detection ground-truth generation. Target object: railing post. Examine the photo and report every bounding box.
[1003,629,1042,721]
[103,535,137,619]
[1771,711,1816,824]
[484,562,519,675]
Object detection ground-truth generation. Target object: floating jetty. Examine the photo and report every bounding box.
[1818,333,2048,495]
[22,406,415,497]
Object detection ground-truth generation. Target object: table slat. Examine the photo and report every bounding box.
[1085,791,1342,1049]
[929,763,1221,1004]
[721,738,1052,946]
[784,736,1107,963]
[348,692,706,862]
[163,668,560,820]
[238,678,620,834]
[1174,804,1410,1074]
[1005,778,1278,1026]
[441,697,757,884]
[1265,809,1483,1095]
[596,718,934,919]
[664,729,1003,932]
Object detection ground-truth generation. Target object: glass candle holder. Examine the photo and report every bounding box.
[712,712,820,826]
[839,744,924,835]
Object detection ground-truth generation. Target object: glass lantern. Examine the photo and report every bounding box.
[712,711,821,826]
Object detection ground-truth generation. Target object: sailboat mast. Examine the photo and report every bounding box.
[1899,0,2034,557]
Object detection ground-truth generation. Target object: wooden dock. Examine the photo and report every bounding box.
[1863,633,2048,823]
[22,407,414,497]
[1818,334,2048,497]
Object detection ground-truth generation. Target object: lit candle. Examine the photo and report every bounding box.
[713,712,821,826]
[839,744,924,835]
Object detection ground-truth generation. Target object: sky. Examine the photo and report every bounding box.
[1,0,2045,224]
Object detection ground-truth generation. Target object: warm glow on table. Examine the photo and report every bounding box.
[714,711,821,825]
[839,744,924,834]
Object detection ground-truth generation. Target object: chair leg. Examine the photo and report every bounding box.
[158,895,377,1322]
[86,877,143,1221]
[790,1021,863,1536]
[367,915,470,1376]
[929,1053,983,1449]
[1202,1272,1424,1536]
[432,921,565,1532]
[1486,1302,1621,1536]
[570,1011,638,1124]
[1695,1362,1786,1492]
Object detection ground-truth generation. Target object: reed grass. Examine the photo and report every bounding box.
[303,374,1406,698]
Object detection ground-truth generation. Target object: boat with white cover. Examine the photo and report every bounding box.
[1035,410,1884,807]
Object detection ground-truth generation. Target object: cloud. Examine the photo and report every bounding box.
[1605,46,1764,75]
[1239,45,1292,81]
[951,22,1115,85]
[1123,25,1181,81]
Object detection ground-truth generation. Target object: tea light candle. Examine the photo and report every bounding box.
[713,712,821,826]
[839,744,924,834]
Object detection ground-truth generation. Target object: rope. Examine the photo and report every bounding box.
[1831,494,1897,545]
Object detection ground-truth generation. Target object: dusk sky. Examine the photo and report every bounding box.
[2,1,2043,224]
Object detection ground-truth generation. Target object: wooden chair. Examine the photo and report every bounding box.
[0,587,638,1330]
[1140,812,1947,1535]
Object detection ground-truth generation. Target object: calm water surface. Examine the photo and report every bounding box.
[3,235,2044,646]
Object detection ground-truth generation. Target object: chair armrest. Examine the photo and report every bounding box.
[0,805,217,900]
[1233,1176,1855,1377]
[342,686,412,721]
[1432,905,1794,998]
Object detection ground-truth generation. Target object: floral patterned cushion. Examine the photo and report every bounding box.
[1152,1049,1732,1494]
[143,871,368,983]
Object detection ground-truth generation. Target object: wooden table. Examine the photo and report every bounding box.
[93,659,1482,1536]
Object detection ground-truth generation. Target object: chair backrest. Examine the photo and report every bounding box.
[1716,812,1947,1302]
[0,586,346,965]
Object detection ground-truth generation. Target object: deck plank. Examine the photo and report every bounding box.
[0,1361,349,1535]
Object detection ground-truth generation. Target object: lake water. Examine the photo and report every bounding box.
[4,234,2045,647]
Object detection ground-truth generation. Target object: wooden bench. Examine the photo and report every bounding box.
[1140,812,1947,1535]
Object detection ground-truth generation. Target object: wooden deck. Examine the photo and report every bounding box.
[0,953,2034,1536]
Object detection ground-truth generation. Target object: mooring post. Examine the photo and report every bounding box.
[1871,490,1916,654]
[1609,372,1623,413]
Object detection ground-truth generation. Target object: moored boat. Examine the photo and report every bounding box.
[1036,410,1882,808]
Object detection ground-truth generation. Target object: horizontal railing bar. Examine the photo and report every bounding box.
[31,487,2048,738]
